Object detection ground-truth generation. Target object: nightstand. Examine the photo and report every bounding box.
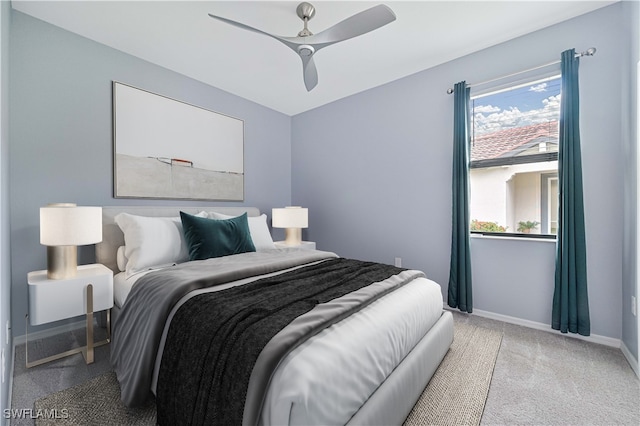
[26,263,113,368]
[274,241,316,250]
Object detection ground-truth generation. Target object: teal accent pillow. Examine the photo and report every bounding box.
[180,211,256,261]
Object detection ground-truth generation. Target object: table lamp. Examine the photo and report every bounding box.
[40,203,103,279]
[272,206,308,246]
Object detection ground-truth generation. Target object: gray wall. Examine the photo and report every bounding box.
[6,2,637,354]
[9,11,293,337]
[621,0,639,362]
[1,0,12,419]
[292,4,627,339]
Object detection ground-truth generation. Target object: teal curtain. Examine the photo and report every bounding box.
[448,81,473,313]
[552,49,590,335]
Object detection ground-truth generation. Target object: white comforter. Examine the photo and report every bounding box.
[114,249,444,425]
[261,275,443,425]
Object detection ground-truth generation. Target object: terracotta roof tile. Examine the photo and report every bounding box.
[471,120,559,161]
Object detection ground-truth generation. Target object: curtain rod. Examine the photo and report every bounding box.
[446,47,596,94]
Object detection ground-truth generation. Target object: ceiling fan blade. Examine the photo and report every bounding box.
[210,5,395,92]
[301,54,318,91]
[208,13,299,51]
[308,4,396,50]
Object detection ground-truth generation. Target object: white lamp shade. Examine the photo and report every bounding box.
[272,207,308,229]
[40,204,103,246]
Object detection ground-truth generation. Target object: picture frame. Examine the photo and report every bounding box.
[112,81,244,201]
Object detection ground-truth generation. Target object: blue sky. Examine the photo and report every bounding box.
[472,76,561,135]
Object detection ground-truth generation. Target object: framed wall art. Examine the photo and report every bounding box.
[112,82,244,201]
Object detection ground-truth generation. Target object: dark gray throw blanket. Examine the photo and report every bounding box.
[111,249,337,407]
[156,258,410,426]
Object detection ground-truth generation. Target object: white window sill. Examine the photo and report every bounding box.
[470,233,557,243]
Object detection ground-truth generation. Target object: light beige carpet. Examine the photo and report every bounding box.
[34,319,502,426]
[404,320,503,426]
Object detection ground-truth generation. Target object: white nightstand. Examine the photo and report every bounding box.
[274,241,316,250]
[26,263,114,368]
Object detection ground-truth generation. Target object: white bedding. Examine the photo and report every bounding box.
[113,270,153,308]
[115,250,444,425]
[261,276,443,425]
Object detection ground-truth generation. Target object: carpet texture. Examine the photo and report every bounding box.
[404,320,503,426]
[33,372,155,426]
[34,319,502,426]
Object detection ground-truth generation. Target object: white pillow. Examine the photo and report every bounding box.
[115,212,207,276]
[208,212,276,251]
[116,246,128,272]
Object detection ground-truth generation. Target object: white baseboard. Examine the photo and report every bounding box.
[475,308,621,347]
[445,306,621,347]
[448,306,640,376]
[12,319,86,346]
[620,341,640,379]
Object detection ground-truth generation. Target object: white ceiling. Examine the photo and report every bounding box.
[12,1,615,116]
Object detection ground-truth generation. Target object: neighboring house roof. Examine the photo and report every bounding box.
[471,121,559,161]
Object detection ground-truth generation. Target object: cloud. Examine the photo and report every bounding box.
[529,83,548,93]
[473,94,560,135]
[474,105,501,113]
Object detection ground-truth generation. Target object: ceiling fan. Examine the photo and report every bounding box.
[208,2,396,92]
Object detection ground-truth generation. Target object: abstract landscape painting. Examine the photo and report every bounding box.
[113,82,244,200]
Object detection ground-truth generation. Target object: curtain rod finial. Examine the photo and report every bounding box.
[447,88,454,94]
[585,47,596,56]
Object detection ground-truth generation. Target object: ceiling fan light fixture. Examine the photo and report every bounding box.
[297,45,314,57]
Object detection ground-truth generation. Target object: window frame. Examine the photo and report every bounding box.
[468,75,561,240]
[470,152,558,169]
[542,174,559,234]
[469,230,557,240]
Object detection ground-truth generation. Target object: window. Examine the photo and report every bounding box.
[469,76,560,237]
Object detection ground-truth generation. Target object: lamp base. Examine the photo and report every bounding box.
[47,245,77,280]
[283,228,302,246]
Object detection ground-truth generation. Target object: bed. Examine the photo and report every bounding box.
[96,206,453,426]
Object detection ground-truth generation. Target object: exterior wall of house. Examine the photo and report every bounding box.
[470,167,511,228]
[470,162,556,233]
[513,172,540,230]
